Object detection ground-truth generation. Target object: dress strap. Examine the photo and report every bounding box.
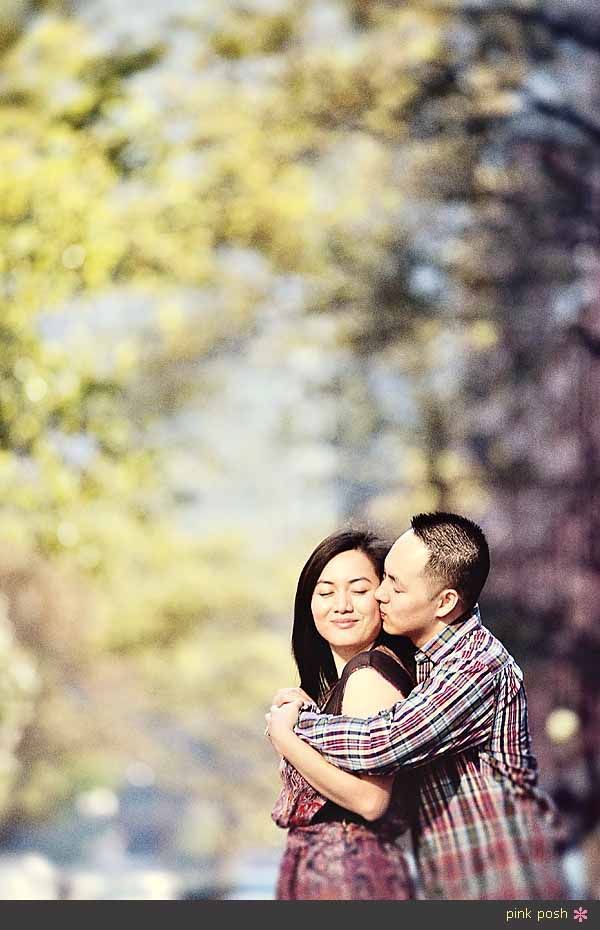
[322,646,413,715]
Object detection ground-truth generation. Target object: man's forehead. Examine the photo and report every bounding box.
[387,530,430,567]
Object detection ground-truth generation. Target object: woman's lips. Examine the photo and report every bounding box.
[331,619,359,628]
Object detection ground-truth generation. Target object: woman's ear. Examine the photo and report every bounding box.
[435,588,460,618]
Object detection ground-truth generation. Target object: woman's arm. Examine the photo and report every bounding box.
[268,670,404,821]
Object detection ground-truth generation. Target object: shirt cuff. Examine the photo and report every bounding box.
[294,705,324,740]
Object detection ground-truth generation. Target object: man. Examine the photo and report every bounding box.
[269,512,566,899]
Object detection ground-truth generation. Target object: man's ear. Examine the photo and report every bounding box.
[435,589,460,618]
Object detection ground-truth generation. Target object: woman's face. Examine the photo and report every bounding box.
[310,549,382,656]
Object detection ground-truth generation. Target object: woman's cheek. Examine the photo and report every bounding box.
[310,596,324,620]
[360,592,379,618]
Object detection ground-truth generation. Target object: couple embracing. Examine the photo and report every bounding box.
[265,512,567,900]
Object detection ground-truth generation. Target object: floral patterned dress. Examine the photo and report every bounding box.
[272,646,418,900]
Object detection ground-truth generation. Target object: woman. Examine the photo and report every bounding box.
[266,530,417,900]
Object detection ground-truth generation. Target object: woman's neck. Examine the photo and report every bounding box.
[330,640,377,676]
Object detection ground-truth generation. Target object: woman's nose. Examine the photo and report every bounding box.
[334,592,353,612]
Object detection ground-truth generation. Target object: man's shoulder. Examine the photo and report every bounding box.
[442,622,522,679]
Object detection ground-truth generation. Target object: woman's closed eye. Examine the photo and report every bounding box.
[318,588,370,596]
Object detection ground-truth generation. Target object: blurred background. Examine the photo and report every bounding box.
[0,0,598,900]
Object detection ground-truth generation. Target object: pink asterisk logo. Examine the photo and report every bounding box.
[573,908,588,923]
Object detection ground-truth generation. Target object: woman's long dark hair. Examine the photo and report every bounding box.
[291,529,414,705]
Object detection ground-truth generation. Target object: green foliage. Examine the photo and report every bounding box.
[0,1,470,848]
[210,9,295,59]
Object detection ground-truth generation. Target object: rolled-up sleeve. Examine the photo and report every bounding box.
[295,659,515,775]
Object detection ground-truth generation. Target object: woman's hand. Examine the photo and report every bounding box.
[265,698,303,753]
[271,686,313,708]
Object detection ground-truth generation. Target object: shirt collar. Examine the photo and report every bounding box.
[414,604,481,665]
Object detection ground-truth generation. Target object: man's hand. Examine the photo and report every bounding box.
[265,699,303,753]
[271,686,312,708]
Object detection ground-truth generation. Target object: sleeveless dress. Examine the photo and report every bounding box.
[272,646,417,900]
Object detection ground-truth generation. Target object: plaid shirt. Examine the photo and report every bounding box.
[296,607,566,899]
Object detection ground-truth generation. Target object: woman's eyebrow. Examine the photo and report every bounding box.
[315,576,372,585]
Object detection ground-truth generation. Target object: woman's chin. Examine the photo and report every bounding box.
[329,635,364,649]
[328,635,373,656]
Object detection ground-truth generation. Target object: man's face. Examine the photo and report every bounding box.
[375,529,448,647]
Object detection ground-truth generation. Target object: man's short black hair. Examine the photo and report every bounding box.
[410,512,490,611]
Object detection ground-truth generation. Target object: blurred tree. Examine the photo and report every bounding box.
[0,0,520,854]
[345,0,600,866]
[445,0,600,859]
[0,4,299,851]
[2,0,597,883]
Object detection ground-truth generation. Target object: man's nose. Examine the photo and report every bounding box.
[375,582,388,603]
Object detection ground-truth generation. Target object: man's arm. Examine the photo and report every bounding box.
[295,659,519,775]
